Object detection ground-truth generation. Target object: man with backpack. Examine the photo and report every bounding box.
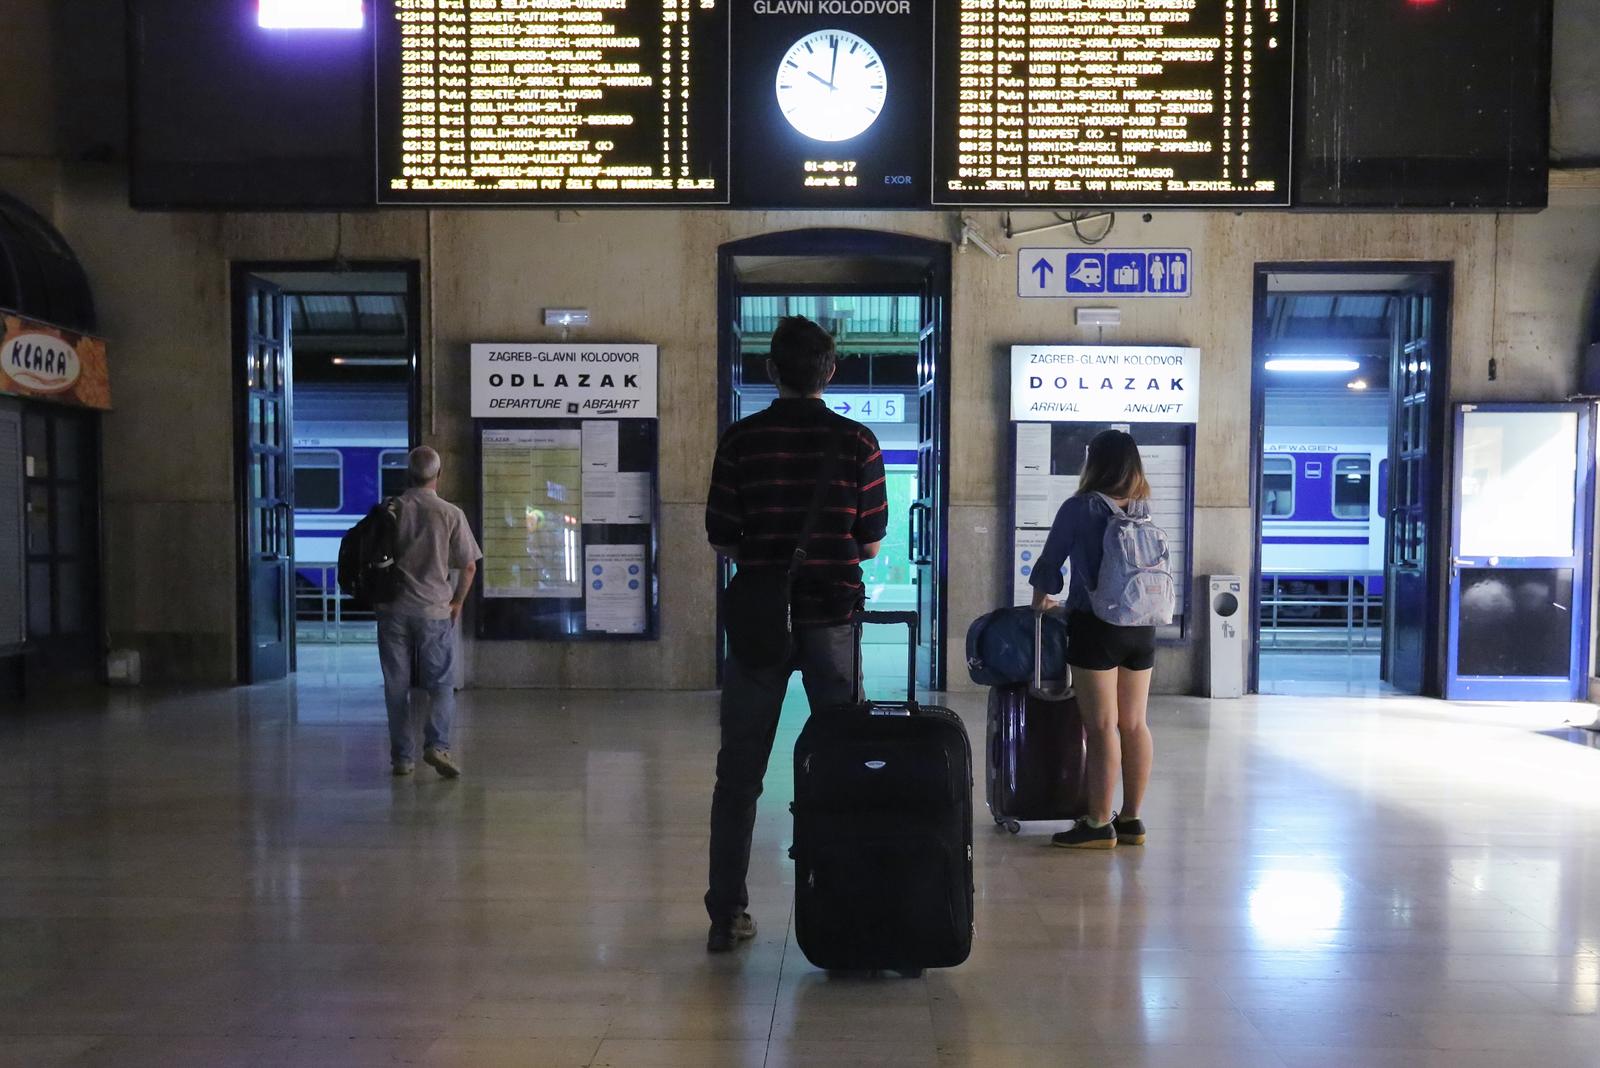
[703,315,888,953]
[374,446,481,778]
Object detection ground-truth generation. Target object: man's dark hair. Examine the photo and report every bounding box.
[767,315,837,396]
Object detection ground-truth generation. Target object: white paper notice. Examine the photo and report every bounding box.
[1016,475,1077,528]
[1143,444,1190,615]
[584,545,647,634]
[1015,423,1051,476]
[1014,528,1062,607]
[581,422,621,524]
[614,473,651,524]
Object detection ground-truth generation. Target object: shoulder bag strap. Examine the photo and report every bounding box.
[789,428,845,580]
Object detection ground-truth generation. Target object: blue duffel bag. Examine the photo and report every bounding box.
[965,606,1069,687]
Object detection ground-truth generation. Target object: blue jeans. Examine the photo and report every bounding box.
[377,611,456,763]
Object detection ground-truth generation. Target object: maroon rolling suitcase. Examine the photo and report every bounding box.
[986,612,1087,833]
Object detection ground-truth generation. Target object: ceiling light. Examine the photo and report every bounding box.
[1264,358,1361,373]
[259,0,364,29]
[332,357,407,366]
[1347,379,1369,391]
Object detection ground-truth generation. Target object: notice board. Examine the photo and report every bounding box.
[473,344,659,641]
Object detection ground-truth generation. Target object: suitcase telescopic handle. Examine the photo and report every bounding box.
[1032,609,1073,701]
[853,610,920,705]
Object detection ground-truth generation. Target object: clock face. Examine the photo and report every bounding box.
[774,30,887,143]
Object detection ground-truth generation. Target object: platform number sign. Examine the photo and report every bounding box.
[827,393,905,422]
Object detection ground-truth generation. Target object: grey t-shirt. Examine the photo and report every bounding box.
[389,487,482,620]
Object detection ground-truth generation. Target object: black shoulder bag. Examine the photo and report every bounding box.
[723,433,842,669]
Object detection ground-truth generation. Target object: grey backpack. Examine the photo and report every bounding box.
[1090,493,1175,627]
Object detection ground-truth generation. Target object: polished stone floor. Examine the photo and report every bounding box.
[4,650,1600,1067]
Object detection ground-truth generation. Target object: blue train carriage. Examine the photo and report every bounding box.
[1261,425,1389,624]
[291,384,410,607]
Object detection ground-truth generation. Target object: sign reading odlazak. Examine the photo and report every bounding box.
[471,343,659,419]
[1010,345,1199,424]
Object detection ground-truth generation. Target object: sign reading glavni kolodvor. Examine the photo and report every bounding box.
[0,311,111,410]
[471,343,659,419]
[1010,345,1199,424]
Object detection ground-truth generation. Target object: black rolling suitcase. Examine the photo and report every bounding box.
[791,611,974,976]
[987,611,1087,834]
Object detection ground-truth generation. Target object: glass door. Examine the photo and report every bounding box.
[235,275,295,683]
[1446,403,1594,700]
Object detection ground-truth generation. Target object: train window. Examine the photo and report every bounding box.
[379,450,409,498]
[1333,456,1372,520]
[293,450,342,511]
[1263,455,1294,518]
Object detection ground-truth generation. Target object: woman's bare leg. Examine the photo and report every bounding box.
[1073,666,1120,823]
[1115,667,1154,818]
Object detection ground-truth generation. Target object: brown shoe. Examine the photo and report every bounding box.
[423,748,461,778]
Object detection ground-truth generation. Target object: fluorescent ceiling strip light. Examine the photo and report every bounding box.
[1264,358,1361,372]
[259,0,364,29]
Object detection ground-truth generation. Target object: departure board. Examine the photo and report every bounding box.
[933,0,1294,206]
[377,0,730,204]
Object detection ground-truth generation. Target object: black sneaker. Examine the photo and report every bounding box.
[1113,815,1147,845]
[1051,819,1117,850]
[706,912,757,953]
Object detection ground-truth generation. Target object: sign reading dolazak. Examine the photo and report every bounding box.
[1010,345,1199,424]
[471,343,658,419]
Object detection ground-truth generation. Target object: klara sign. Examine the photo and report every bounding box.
[1010,345,1199,424]
[471,343,658,419]
[0,311,111,410]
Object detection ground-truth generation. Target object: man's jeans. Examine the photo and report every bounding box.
[706,624,856,925]
[377,610,456,763]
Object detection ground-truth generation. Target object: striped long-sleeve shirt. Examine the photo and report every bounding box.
[706,398,889,627]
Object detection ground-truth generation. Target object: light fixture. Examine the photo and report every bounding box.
[543,309,591,328]
[332,356,407,367]
[1264,357,1361,373]
[258,0,364,30]
[1346,379,1369,391]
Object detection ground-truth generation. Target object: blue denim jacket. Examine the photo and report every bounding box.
[1029,493,1112,613]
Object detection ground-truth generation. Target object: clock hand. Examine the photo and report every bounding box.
[829,38,839,89]
[806,70,835,90]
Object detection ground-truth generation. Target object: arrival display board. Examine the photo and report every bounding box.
[1010,344,1200,423]
[934,0,1294,206]
[378,0,730,204]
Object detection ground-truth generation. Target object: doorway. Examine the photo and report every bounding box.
[716,230,952,696]
[1249,265,1452,697]
[231,264,421,684]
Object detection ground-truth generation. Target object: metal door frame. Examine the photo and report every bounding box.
[1247,262,1454,695]
[1445,402,1595,701]
[231,260,423,683]
[714,229,953,691]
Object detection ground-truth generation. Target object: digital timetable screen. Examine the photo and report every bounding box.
[933,0,1294,207]
[377,0,730,204]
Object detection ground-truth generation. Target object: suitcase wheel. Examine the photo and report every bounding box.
[898,968,924,979]
[1003,819,1022,835]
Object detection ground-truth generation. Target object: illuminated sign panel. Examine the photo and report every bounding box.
[376,0,730,204]
[728,1,931,208]
[933,0,1294,206]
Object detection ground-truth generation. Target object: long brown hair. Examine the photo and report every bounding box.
[1077,429,1151,501]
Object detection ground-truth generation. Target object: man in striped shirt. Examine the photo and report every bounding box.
[703,315,889,953]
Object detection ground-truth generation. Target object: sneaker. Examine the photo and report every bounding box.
[706,912,757,953]
[1051,819,1117,850]
[1114,814,1147,845]
[392,760,415,777]
[423,748,461,778]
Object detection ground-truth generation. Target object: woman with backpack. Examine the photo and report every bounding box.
[1031,429,1171,850]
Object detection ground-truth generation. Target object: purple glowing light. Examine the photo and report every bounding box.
[258,0,364,30]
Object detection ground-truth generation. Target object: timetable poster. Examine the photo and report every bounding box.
[934,0,1294,206]
[481,429,584,598]
[1012,421,1193,635]
[378,0,730,204]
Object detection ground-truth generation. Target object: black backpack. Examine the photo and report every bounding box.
[337,497,404,609]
